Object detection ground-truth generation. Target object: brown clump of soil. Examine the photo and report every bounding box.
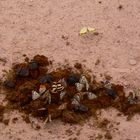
[12,117,18,123]
[74,63,82,70]
[3,119,10,125]
[0,105,5,122]
[33,55,49,66]
[98,118,110,129]
[2,54,140,125]
[104,131,112,139]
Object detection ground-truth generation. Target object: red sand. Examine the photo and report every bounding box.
[0,0,140,139]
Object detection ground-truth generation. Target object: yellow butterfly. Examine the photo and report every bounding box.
[79,27,96,35]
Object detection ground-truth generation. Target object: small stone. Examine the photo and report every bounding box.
[95,59,100,65]
[35,125,41,130]
[118,5,123,10]
[129,59,137,66]
[61,35,68,40]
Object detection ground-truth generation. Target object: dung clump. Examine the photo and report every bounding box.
[2,54,140,125]
[33,55,49,66]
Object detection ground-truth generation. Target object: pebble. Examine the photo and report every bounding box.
[129,59,137,66]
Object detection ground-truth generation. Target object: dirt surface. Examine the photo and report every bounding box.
[0,0,140,140]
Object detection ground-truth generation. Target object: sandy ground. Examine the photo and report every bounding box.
[0,0,140,139]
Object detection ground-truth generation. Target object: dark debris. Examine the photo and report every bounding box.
[2,54,140,125]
